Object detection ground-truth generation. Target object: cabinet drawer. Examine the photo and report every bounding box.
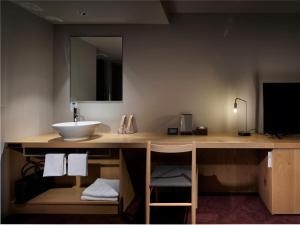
[259,149,300,214]
[272,149,300,214]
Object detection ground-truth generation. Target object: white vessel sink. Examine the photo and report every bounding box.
[52,121,101,141]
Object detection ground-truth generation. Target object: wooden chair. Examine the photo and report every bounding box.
[145,141,197,224]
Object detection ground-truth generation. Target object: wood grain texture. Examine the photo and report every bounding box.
[272,149,300,214]
[11,203,118,214]
[258,151,272,212]
[198,149,258,193]
[28,188,118,205]
[149,203,192,206]
[146,141,197,224]
[120,149,135,212]
[7,133,300,217]
[100,166,120,179]
[8,149,135,215]
[75,176,82,188]
[145,142,151,224]
[191,142,197,224]
[294,150,300,213]
[15,188,120,214]
[6,132,287,149]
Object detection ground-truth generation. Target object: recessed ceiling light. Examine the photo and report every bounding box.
[45,16,64,23]
[19,2,43,12]
[78,10,87,16]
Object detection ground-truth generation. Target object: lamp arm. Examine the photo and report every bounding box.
[234,98,248,131]
[234,98,247,103]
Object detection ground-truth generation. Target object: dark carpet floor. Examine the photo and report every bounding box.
[2,195,300,224]
[188,195,300,224]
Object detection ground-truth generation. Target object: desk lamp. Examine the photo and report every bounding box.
[234,98,251,136]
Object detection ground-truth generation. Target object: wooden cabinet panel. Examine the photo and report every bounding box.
[272,149,300,214]
[294,150,300,213]
[258,151,272,212]
[198,149,258,193]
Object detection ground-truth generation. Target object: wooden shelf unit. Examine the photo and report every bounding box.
[7,132,300,216]
[28,188,119,205]
[9,148,135,215]
[259,149,300,214]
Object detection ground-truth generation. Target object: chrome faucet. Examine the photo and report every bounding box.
[71,102,80,122]
[73,107,79,122]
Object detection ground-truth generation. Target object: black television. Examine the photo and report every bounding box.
[263,83,300,135]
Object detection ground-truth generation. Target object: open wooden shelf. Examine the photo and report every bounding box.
[9,149,135,215]
[11,187,120,214]
[28,188,119,205]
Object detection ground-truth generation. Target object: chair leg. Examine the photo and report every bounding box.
[146,186,150,224]
[146,204,150,224]
[191,205,196,224]
[146,142,151,224]
[191,185,197,224]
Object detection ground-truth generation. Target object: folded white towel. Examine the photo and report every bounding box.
[82,178,119,198]
[68,154,88,176]
[43,154,66,177]
[81,195,118,201]
[151,165,191,179]
[151,165,192,187]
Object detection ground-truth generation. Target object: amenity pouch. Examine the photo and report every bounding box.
[15,160,54,204]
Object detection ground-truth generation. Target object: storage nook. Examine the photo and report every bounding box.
[8,146,135,215]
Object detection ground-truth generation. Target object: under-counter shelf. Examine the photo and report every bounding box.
[28,188,119,205]
[12,188,120,215]
[9,148,135,215]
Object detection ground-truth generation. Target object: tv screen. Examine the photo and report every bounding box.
[263,83,300,135]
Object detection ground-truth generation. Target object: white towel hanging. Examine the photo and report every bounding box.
[68,153,88,176]
[43,154,66,177]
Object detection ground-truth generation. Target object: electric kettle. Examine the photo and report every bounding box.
[179,114,193,135]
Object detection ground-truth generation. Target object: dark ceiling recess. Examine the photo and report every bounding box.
[161,0,300,14]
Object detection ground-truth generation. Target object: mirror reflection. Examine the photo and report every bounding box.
[70,37,122,101]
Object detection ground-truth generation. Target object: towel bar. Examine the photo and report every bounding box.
[22,148,117,158]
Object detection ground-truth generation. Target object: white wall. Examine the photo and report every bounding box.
[71,38,97,101]
[0,0,2,150]
[1,1,53,215]
[1,1,53,141]
[0,0,3,217]
[53,14,300,134]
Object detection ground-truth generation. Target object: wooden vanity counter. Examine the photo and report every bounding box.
[6,132,300,216]
[7,132,300,149]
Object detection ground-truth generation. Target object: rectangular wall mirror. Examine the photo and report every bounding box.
[70,37,123,102]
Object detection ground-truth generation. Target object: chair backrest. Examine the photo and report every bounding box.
[149,143,195,153]
[147,140,196,157]
[145,141,197,224]
[146,141,196,176]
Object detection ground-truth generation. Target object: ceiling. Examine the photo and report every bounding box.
[9,0,300,25]
[9,0,170,24]
[163,0,300,13]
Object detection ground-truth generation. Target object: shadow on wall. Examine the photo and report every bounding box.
[198,174,255,193]
[145,115,180,133]
[96,123,111,133]
[254,71,260,133]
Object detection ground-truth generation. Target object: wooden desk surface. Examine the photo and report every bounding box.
[6,132,300,149]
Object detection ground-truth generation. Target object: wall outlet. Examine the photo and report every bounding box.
[268,152,272,168]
